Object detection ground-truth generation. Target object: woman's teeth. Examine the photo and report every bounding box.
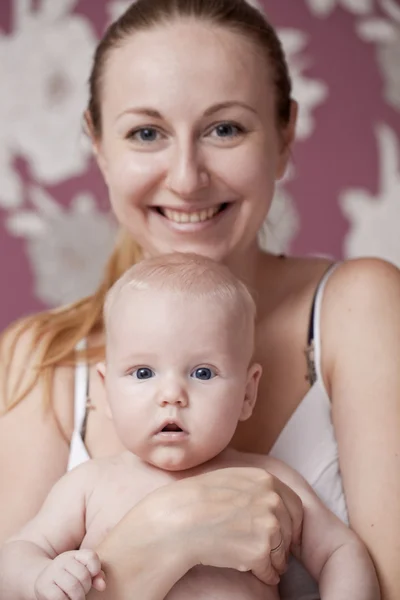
[162,205,221,224]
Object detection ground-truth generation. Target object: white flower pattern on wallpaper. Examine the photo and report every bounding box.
[341,124,400,267]
[0,0,96,209]
[357,1,400,112]
[6,186,118,306]
[305,0,373,18]
[260,174,300,255]
[107,0,135,23]
[279,29,329,140]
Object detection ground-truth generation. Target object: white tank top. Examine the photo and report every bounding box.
[67,338,90,472]
[67,264,348,600]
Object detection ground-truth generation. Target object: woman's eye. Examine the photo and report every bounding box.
[209,122,244,139]
[191,367,216,381]
[132,367,155,380]
[129,127,162,143]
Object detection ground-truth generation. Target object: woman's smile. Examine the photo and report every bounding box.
[151,202,232,231]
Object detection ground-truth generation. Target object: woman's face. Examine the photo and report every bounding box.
[93,20,295,262]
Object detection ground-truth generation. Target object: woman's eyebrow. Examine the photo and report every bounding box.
[203,101,257,116]
[116,107,164,121]
[116,101,257,122]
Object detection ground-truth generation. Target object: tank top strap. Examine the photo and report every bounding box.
[305,263,341,392]
[73,338,90,437]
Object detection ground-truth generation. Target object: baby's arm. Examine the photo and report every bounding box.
[0,462,105,600]
[266,457,381,600]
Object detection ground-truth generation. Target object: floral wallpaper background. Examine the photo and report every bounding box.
[0,0,400,331]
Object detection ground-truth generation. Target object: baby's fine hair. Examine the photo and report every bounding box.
[104,252,256,331]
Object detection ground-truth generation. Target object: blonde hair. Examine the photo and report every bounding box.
[104,253,256,340]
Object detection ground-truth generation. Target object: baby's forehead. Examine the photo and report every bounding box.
[107,285,253,336]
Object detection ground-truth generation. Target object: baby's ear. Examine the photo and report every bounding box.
[239,363,262,422]
[96,362,112,419]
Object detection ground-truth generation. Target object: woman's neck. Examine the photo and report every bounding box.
[225,244,274,293]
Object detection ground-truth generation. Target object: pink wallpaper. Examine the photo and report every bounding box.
[1,0,400,331]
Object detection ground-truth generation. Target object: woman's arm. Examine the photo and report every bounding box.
[86,467,304,600]
[323,258,400,600]
[265,456,380,600]
[0,325,73,543]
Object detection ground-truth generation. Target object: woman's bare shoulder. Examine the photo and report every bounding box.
[0,318,75,435]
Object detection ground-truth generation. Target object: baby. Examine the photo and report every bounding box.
[0,253,379,600]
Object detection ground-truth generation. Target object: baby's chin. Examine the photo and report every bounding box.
[145,450,222,473]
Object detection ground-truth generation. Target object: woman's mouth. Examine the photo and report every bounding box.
[155,203,229,225]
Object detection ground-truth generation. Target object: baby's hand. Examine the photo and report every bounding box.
[35,549,106,600]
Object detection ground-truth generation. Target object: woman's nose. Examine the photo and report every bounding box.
[165,142,209,199]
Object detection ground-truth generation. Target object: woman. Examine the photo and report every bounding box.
[0,1,399,599]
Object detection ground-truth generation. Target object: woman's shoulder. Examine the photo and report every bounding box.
[0,316,75,439]
[312,256,400,319]
[311,257,400,391]
[275,253,399,297]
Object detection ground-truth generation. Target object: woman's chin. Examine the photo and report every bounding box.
[143,241,233,263]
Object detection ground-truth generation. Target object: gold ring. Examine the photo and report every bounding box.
[270,538,284,553]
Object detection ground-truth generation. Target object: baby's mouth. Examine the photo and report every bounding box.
[155,203,228,224]
[161,423,183,433]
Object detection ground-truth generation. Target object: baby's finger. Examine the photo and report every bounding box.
[74,549,102,577]
[63,559,92,596]
[52,570,86,600]
[35,582,69,600]
[92,571,107,592]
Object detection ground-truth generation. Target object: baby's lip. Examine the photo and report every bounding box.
[155,418,187,435]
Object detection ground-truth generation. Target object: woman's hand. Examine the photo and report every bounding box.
[108,467,302,585]
[167,467,303,584]
[88,467,303,599]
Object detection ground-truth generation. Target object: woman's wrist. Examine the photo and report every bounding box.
[87,491,197,600]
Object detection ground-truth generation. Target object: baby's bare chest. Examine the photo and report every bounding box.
[80,451,272,551]
[81,461,175,549]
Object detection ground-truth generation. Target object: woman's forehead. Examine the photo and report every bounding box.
[101,20,273,116]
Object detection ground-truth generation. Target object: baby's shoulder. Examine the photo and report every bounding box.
[220,449,309,493]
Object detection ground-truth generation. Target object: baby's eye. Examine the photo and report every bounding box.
[132,367,155,380]
[191,367,216,381]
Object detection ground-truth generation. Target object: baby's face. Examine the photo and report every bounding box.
[103,288,259,471]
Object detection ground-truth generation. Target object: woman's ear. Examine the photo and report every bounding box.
[84,110,109,184]
[239,363,262,422]
[276,99,298,180]
[96,362,112,419]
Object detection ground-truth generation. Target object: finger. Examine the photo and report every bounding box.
[93,570,106,592]
[36,582,69,600]
[74,549,102,578]
[63,558,93,596]
[270,536,287,576]
[54,569,86,600]
[281,486,304,547]
[270,499,292,573]
[251,557,280,586]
